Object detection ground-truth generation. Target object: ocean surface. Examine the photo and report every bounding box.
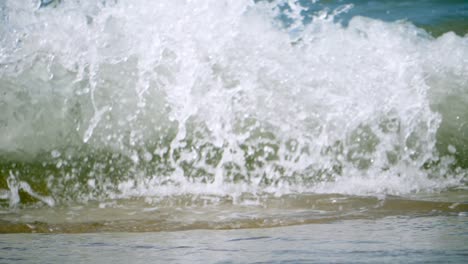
[0,0,467,262]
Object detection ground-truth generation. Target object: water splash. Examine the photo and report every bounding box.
[0,0,467,207]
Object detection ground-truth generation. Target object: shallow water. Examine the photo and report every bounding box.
[0,192,467,233]
[1,216,468,263]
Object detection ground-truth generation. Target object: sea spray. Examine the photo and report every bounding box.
[0,0,467,208]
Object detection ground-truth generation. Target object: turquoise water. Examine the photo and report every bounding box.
[0,0,468,262]
[296,0,468,36]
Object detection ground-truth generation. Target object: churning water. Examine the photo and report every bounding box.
[0,0,467,235]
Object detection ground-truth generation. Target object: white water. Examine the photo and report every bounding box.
[0,0,467,206]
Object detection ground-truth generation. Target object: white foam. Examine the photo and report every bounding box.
[0,0,467,204]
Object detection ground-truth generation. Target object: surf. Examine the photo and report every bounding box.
[0,0,467,214]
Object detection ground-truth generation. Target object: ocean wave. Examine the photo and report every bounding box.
[0,0,467,207]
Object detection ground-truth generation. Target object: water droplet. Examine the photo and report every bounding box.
[447,145,456,154]
[51,150,61,158]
